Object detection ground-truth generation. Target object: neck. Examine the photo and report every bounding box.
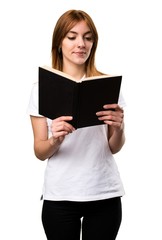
[63,64,86,81]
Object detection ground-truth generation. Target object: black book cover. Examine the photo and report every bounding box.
[39,66,122,129]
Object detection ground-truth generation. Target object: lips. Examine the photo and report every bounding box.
[74,52,86,56]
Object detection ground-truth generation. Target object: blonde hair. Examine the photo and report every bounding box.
[51,9,103,77]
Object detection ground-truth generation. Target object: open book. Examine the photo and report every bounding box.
[39,65,122,129]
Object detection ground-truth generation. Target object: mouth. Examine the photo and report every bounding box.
[74,51,86,57]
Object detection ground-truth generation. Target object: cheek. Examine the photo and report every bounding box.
[87,43,93,54]
[61,41,68,52]
[62,43,75,55]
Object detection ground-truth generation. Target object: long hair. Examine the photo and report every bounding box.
[51,9,102,77]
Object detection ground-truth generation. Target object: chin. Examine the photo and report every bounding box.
[75,59,87,65]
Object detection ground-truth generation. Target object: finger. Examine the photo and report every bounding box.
[53,116,73,122]
[96,110,124,119]
[51,122,71,137]
[52,130,69,139]
[98,115,122,123]
[56,122,75,132]
[51,121,75,136]
[104,120,122,128]
[52,116,75,131]
[103,104,123,112]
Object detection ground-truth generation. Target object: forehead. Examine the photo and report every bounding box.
[69,21,91,34]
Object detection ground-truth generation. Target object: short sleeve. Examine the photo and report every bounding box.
[27,82,43,117]
[118,91,126,108]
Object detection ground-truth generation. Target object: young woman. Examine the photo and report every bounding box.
[28,9,126,240]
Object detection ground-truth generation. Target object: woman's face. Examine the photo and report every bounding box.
[61,21,94,67]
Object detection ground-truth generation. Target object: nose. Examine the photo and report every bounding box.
[77,37,85,48]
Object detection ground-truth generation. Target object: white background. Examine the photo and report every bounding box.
[0,0,162,239]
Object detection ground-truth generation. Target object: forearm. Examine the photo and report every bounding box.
[30,116,74,161]
[108,124,125,154]
[34,136,63,161]
[97,103,126,154]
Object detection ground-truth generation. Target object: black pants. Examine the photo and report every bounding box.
[42,197,122,240]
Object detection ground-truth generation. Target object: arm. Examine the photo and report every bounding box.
[30,116,75,161]
[96,104,125,154]
[108,120,125,154]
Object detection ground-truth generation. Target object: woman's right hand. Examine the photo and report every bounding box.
[30,116,75,160]
[51,116,75,143]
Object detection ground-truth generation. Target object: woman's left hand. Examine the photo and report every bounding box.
[96,103,124,130]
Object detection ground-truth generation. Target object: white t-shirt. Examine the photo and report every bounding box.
[27,82,126,201]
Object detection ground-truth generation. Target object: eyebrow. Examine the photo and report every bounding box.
[68,31,92,35]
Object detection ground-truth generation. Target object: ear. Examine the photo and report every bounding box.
[58,47,62,54]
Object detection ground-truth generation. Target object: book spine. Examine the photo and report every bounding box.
[71,84,80,129]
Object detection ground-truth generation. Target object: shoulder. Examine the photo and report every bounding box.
[27,82,41,116]
[29,82,38,97]
[32,81,38,90]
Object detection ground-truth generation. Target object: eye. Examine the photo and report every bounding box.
[67,36,76,40]
[84,34,93,41]
[85,37,93,41]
